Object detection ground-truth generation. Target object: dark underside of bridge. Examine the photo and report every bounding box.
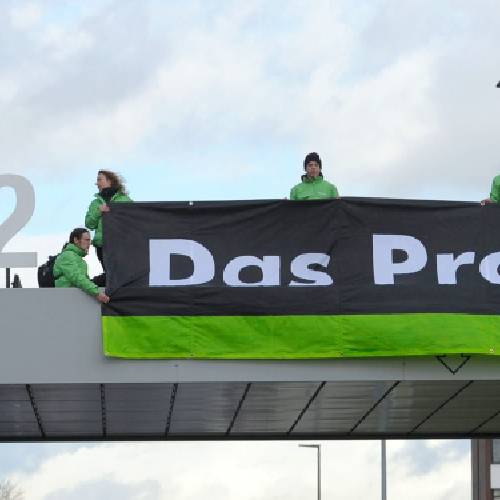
[1,380,500,441]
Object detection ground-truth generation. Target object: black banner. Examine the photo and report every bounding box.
[103,198,500,317]
[101,198,500,358]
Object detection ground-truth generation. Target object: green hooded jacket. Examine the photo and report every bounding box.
[85,191,132,247]
[53,243,99,296]
[490,175,500,202]
[290,176,339,200]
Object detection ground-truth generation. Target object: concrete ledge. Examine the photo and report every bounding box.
[1,289,500,383]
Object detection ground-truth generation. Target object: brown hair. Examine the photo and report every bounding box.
[69,228,90,244]
[98,170,128,195]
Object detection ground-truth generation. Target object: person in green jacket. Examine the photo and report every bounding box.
[481,175,500,205]
[290,152,339,200]
[85,170,132,271]
[53,228,110,304]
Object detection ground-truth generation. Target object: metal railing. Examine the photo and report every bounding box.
[5,268,22,288]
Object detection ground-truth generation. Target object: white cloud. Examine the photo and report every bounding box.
[0,74,20,104]
[311,48,438,192]
[0,1,354,174]
[41,25,94,62]
[427,439,451,449]
[9,3,42,31]
[0,0,498,203]
[388,440,470,500]
[5,440,469,500]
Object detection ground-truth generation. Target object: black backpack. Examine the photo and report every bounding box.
[37,255,58,288]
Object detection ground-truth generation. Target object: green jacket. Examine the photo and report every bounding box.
[490,175,500,202]
[85,191,132,247]
[53,244,99,296]
[290,176,339,200]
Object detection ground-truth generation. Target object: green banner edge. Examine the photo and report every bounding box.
[102,313,500,359]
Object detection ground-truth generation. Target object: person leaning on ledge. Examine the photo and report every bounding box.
[53,228,110,304]
[289,152,339,200]
[481,175,500,205]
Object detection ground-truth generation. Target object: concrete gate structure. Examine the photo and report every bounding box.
[2,289,500,443]
[1,288,500,498]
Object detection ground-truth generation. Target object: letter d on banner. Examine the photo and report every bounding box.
[373,234,427,285]
[149,239,215,286]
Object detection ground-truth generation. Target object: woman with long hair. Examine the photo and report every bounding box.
[85,170,132,272]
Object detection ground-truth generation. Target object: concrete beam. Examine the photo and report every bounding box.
[1,289,500,384]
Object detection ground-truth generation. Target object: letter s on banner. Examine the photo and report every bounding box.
[149,239,214,286]
[289,253,333,286]
[373,234,427,285]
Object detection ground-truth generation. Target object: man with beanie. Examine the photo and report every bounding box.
[289,152,339,200]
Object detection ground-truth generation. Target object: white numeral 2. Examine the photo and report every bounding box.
[0,174,37,268]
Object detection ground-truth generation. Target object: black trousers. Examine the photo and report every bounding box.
[96,246,105,271]
[93,246,106,287]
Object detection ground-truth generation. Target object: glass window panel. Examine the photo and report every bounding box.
[493,439,500,464]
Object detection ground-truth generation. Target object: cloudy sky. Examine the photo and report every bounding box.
[1,0,498,497]
[1,440,470,500]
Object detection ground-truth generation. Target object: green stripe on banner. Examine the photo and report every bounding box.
[102,313,500,359]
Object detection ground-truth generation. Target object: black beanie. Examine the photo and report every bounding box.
[303,152,322,170]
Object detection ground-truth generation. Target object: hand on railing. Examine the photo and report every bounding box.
[97,292,110,304]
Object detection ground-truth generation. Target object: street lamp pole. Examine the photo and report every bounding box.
[299,444,321,500]
[381,440,387,500]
